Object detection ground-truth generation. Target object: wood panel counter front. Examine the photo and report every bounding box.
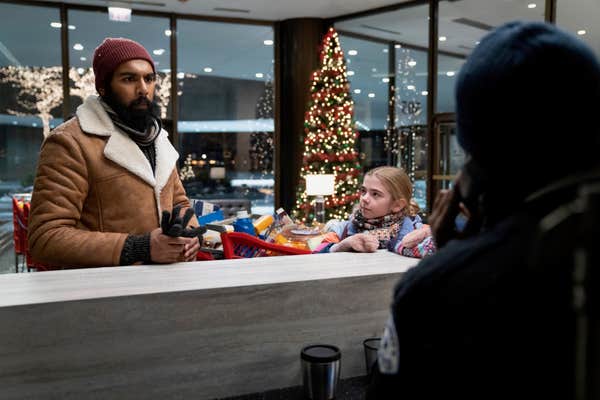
[0,250,418,399]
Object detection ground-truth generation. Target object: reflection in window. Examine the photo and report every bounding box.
[556,0,600,59]
[436,54,465,113]
[68,9,171,118]
[437,0,544,113]
[0,3,62,196]
[336,3,429,210]
[177,20,274,214]
[338,35,389,132]
[394,46,428,210]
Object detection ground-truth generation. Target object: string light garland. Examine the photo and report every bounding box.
[292,27,361,223]
[0,66,172,136]
[384,48,424,183]
[250,79,274,174]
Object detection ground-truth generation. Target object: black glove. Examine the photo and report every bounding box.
[161,207,206,238]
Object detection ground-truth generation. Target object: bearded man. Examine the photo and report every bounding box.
[28,38,200,268]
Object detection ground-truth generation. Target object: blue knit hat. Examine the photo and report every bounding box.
[455,21,600,188]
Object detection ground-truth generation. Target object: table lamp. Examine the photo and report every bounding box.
[305,174,335,224]
[209,167,226,180]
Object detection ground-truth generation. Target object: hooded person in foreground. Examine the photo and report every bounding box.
[368,21,600,399]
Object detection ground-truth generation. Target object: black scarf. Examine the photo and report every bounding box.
[99,97,161,146]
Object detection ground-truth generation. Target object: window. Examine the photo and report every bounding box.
[336,3,429,209]
[67,9,171,118]
[0,3,62,195]
[436,0,545,113]
[177,20,274,215]
[395,45,428,210]
[338,35,389,133]
[556,0,600,59]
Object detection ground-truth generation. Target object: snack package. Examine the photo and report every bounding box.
[273,226,323,250]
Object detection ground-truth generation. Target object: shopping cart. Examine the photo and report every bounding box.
[220,232,311,259]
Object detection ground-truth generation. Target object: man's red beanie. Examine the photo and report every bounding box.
[92,37,155,93]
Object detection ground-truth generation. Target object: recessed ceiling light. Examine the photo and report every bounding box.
[255,73,264,78]
[153,49,165,56]
[50,22,61,28]
[382,48,388,53]
[347,71,355,76]
[73,43,84,51]
[354,89,361,94]
[263,39,274,46]
[407,60,417,67]
[439,36,447,42]
[382,78,390,83]
[407,85,415,90]
[446,71,455,77]
[527,3,536,9]
[108,7,131,22]
[577,30,587,35]
[368,93,375,98]
[80,56,86,61]
[394,44,401,49]
[164,29,172,37]
[348,50,358,56]
[421,91,428,96]
[204,67,213,73]
[68,25,76,30]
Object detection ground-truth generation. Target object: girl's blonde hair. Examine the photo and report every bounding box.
[365,166,412,206]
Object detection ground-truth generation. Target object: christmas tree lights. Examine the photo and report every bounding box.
[292,27,361,223]
[250,79,274,174]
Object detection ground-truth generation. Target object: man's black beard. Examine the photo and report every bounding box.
[102,88,161,133]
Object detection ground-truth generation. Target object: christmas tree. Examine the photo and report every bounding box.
[292,27,361,223]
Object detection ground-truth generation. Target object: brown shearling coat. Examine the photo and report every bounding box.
[28,96,194,268]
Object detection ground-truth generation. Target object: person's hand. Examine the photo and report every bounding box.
[429,171,475,249]
[180,236,201,262]
[150,227,189,263]
[161,207,206,239]
[429,188,461,249]
[401,226,432,248]
[331,233,379,253]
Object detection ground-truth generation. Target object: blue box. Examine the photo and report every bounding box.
[197,210,224,225]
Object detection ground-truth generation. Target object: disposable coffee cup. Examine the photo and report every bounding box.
[363,337,381,376]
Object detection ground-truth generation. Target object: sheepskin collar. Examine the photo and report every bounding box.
[76,95,178,191]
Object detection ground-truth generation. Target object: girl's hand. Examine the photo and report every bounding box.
[401,226,432,248]
[331,233,379,253]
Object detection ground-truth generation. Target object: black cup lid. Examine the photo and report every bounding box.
[301,344,341,362]
[363,337,381,350]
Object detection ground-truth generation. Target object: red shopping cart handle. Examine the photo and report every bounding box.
[220,232,311,259]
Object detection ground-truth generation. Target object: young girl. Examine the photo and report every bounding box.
[316,166,418,254]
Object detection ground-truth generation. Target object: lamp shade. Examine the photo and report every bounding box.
[305,174,335,196]
[209,167,226,180]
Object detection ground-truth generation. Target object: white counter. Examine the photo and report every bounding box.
[0,251,417,399]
